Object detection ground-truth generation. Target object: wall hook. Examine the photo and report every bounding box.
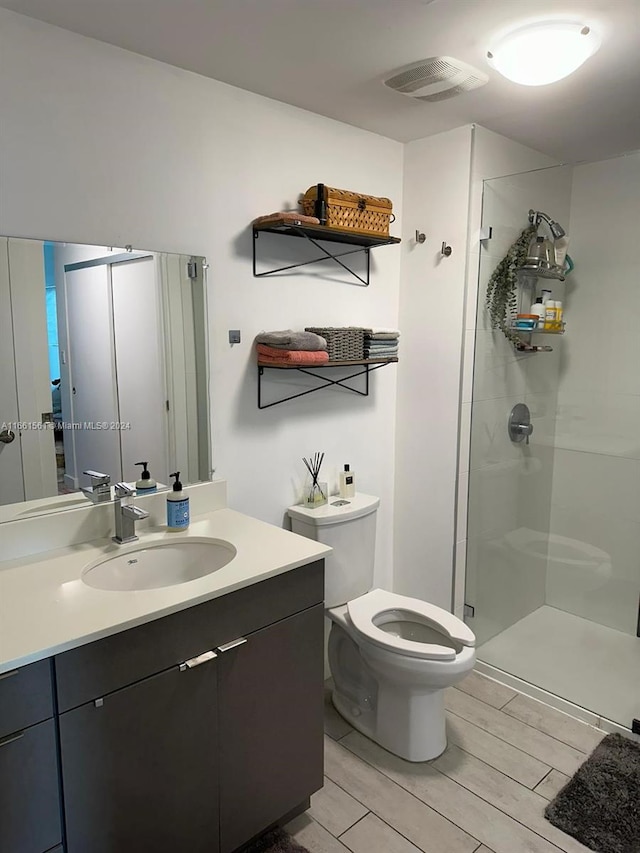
[415,230,426,244]
[441,242,452,257]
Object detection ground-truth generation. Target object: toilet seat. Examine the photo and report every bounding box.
[347,589,476,661]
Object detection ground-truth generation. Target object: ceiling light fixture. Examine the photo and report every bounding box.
[487,21,601,86]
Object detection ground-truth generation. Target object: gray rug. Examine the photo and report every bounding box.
[545,733,640,853]
[242,827,310,853]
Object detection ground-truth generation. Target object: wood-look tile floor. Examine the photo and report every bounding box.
[285,672,605,853]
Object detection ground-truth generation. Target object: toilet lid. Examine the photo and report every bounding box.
[347,589,476,661]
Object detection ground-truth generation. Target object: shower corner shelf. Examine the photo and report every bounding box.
[252,221,401,287]
[257,357,398,409]
[511,322,565,353]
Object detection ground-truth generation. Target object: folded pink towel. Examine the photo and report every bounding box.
[256,344,329,365]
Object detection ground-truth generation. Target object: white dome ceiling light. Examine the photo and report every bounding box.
[487,21,601,86]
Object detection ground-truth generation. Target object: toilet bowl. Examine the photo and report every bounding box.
[287,494,476,762]
[328,589,475,761]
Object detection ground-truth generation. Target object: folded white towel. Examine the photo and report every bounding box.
[363,328,400,336]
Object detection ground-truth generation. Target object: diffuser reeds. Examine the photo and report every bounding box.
[302,452,327,507]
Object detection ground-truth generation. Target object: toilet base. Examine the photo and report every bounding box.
[332,683,448,762]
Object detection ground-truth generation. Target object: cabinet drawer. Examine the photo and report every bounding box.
[56,559,324,712]
[0,658,54,738]
[0,718,62,853]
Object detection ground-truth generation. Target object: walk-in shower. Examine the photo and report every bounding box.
[463,151,640,735]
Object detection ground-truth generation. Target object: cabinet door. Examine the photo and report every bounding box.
[218,604,324,853]
[0,718,62,853]
[59,659,218,853]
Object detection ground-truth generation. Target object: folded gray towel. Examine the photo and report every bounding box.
[365,332,400,341]
[366,342,399,352]
[255,329,327,351]
[365,348,398,357]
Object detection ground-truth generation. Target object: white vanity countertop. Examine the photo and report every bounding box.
[0,508,331,674]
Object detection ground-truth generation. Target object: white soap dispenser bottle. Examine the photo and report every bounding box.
[135,461,157,494]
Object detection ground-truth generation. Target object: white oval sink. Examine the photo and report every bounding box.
[81,538,237,591]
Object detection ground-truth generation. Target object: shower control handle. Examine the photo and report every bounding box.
[508,403,533,445]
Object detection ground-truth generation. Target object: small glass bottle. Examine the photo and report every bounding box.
[339,464,356,498]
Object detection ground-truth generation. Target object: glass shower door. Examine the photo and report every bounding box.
[464,154,640,732]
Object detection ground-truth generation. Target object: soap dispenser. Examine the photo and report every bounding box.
[135,461,157,494]
[167,472,190,531]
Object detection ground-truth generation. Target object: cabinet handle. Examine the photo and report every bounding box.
[0,731,24,749]
[179,650,217,671]
[0,668,19,681]
[217,637,248,653]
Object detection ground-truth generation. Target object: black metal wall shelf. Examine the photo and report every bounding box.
[257,358,398,409]
[252,222,401,287]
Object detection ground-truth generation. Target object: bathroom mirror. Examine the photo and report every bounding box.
[0,237,210,520]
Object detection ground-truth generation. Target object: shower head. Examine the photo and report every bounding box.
[529,209,566,240]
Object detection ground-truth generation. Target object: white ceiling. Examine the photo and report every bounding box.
[2,0,639,161]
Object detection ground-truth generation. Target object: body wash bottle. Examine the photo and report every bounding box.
[339,464,356,498]
[167,472,190,531]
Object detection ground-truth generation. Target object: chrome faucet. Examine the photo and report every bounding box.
[82,470,112,504]
[112,483,150,545]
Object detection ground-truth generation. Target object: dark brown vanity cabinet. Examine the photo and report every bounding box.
[54,560,324,853]
[0,660,62,853]
[218,604,324,853]
[59,662,219,853]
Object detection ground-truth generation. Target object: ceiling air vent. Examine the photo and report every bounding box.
[384,57,488,102]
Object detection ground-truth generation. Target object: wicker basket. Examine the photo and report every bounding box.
[302,185,394,238]
[305,327,365,361]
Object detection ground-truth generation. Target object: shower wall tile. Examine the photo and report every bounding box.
[472,330,528,402]
[469,395,528,471]
[547,505,640,636]
[467,460,521,540]
[548,155,640,636]
[551,449,640,525]
[553,390,640,460]
[465,531,546,646]
[516,444,557,535]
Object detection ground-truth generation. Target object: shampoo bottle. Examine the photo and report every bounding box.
[167,472,190,531]
[135,461,157,494]
[530,297,545,329]
[339,464,356,498]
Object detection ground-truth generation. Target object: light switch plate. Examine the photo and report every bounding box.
[228,330,241,344]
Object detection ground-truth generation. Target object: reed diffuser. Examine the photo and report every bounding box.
[302,452,327,508]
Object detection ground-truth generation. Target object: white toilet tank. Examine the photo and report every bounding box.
[288,494,379,607]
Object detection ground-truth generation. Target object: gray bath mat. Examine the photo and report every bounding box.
[545,733,640,853]
[242,827,310,853]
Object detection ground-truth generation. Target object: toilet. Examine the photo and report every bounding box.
[288,493,475,762]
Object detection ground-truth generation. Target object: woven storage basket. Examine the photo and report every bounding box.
[302,185,394,237]
[305,327,365,361]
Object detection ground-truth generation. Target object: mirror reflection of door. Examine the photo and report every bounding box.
[63,254,168,488]
[0,238,57,506]
[0,240,26,505]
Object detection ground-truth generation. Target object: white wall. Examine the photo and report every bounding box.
[548,153,640,636]
[0,9,403,588]
[394,126,473,610]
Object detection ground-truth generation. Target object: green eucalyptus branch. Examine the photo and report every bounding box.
[485,224,537,344]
